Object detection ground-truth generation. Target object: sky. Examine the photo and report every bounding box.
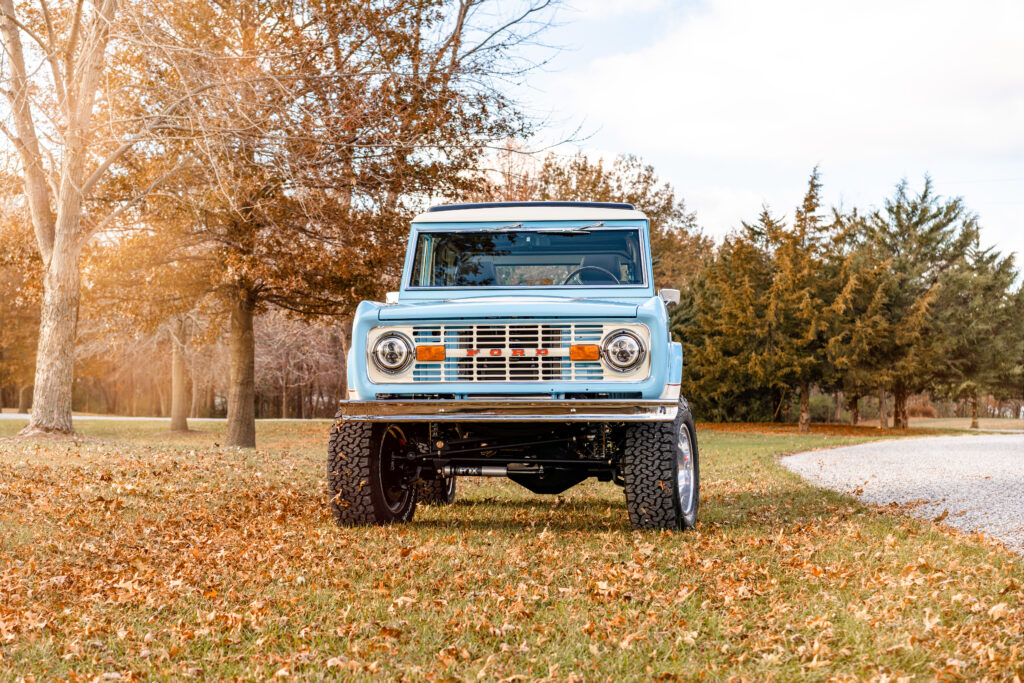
[516,0,1024,258]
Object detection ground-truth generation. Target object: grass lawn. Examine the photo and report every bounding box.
[0,419,1021,680]
[904,417,1024,432]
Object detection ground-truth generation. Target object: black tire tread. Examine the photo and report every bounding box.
[621,399,699,531]
[327,420,383,525]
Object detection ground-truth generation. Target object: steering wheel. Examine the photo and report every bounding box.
[562,265,621,285]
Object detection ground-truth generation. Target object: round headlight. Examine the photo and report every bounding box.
[601,330,646,372]
[372,333,413,373]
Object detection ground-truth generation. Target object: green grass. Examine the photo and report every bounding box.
[906,417,1024,431]
[0,420,1021,680]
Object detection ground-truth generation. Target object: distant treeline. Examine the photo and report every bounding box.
[671,171,1023,429]
[3,151,1021,433]
[1,1,1019,445]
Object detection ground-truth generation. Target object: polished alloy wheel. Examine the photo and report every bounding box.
[379,426,412,513]
[676,423,695,515]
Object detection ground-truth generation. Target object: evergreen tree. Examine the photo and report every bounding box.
[932,241,1021,427]
[866,178,976,428]
[675,210,778,421]
[761,169,841,431]
[828,210,896,424]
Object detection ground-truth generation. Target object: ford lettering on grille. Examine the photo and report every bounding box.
[364,322,650,383]
[455,348,560,357]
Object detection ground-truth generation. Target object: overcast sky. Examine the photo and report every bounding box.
[519,0,1024,258]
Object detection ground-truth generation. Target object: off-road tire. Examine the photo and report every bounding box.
[622,398,700,531]
[417,476,456,505]
[327,420,417,526]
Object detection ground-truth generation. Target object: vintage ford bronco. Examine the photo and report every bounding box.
[328,201,699,531]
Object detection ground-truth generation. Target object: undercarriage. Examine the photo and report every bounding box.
[387,422,627,495]
[326,398,700,531]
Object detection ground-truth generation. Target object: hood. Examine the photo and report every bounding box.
[377,296,639,321]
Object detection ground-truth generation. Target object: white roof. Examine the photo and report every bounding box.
[412,205,647,223]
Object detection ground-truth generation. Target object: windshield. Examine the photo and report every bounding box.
[408,229,645,288]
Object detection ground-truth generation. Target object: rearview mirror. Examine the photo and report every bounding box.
[658,288,680,307]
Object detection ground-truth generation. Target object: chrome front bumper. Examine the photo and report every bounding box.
[336,399,677,422]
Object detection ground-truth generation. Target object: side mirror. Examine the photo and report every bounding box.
[385,291,399,305]
[658,288,680,307]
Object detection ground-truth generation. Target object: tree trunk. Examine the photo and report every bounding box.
[280,362,289,419]
[130,370,138,417]
[893,382,908,429]
[878,387,887,429]
[339,318,352,403]
[17,384,32,413]
[170,338,190,432]
[21,240,81,435]
[226,291,257,447]
[190,376,199,419]
[101,382,115,415]
[302,381,311,419]
[798,381,811,433]
[156,382,168,417]
[773,388,787,423]
[849,395,860,426]
[970,395,979,430]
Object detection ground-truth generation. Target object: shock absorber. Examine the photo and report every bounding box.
[439,463,544,477]
[440,465,507,477]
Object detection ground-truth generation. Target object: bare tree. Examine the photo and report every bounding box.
[0,0,116,433]
[119,0,559,446]
[0,0,209,434]
[255,311,339,419]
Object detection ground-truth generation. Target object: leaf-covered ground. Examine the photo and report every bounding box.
[0,420,1021,681]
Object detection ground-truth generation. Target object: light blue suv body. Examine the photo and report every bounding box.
[328,202,698,532]
[342,202,682,418]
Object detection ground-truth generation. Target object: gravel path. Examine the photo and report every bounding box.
[782,434,1024,554]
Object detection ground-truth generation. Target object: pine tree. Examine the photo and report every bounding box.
[761,169,841,432]
[932,240,1021,427]
[675,210,778,421]
[828,210,896,425]
[866,178,976,428]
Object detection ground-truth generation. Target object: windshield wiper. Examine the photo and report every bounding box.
[473,221,606,235]
[532,222,605,235]
[476,223,524,232]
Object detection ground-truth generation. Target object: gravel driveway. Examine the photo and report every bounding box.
[782,434,1024,554]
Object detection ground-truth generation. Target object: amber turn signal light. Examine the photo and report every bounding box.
[416,345,445,362]
[569,344,600,361]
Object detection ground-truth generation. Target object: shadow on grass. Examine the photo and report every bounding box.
[409,510,631,534]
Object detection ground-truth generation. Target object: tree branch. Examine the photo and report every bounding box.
[37,0,69,116]
[86,162,193,238]
[0,0,56,261]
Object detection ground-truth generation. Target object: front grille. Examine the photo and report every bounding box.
[407,323,615,383]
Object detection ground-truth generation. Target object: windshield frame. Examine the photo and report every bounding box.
[401,222,652,293]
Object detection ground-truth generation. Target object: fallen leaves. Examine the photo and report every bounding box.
[0,422,1021,681]
[988,603,1009,620]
